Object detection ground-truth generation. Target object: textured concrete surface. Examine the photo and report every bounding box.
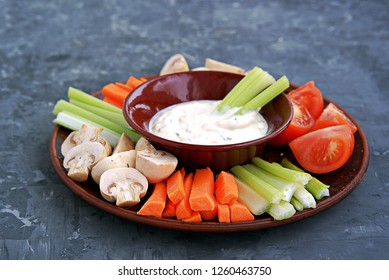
[0,0,388,260]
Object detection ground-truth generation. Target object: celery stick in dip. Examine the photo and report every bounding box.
[149,100,268,145]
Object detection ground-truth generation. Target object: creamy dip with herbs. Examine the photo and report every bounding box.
[149,100,268,145]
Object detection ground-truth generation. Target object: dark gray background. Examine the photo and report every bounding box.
[1,0,388,260]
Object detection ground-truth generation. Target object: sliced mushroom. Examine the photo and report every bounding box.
[99,167,148,208]
[191,66,210,71]
[61,124,112,157]
[160,54,190,75]
[135,149,178,183]
[63,142,109,182]
[204,58,245,74]
[91,150,137,184]
[112,133,135,154]
[135,137,156,152]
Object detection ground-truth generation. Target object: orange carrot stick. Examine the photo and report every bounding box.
[102,96,123,108]
[167,170,185,204]
[162,197,176,218]
[182,211,202,223]
[115,82,133,92]
[200,197,218,221]
[176,173,194,220]
[126,76,145,88]
[189,167,216,211]
[217,204,231,223]
[101,83,129,103]
[229,201,255,222]
[215,171,239,205]
[137,181,167,217]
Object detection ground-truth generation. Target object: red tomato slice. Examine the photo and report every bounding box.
[289,125,355,174]
[310,103,358,134]
[269,100,315,146]
[288,81,324,120]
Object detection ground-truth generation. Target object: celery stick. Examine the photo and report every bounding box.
[267,201,296,220]
[217,66,275,111]
[252,157,312,185]
[293,187,316,209]
[290,197,304,212]
[280,158,330,200]
[68,87,119,113]
[69,99,129,129]
[52,100,140,142]
[243,164,298,202]
[234,176,271,215]
[236,76,289,114]
[231,165,283,204]
[53,111,120,146]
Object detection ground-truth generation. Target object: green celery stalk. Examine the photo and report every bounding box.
[280,158,330,200]
[217,66,275,112]
[243,164,298,202]
[53,111,120,146]
[252,157,312,185]
[234,176,271,215]
[235,76,289,114]
[53,100,141,142]
[267,201,296,220]
[68,87,120,113]
[290,197,304,212]
[293,187,317,209]
[69,98,129,129]
[231,165,283,204]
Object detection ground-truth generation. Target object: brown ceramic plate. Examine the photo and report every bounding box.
[49,87,369,232]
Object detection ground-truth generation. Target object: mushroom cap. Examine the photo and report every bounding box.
[91,150,137,184]
[99,167,148,207]
[112,133,135,154]
[135,149,178,184]
[61,125,103,156]
[135,137,156,152]
[160,54,189,75]
[63,141,108,182]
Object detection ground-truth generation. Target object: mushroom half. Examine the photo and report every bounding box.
[63,141,109,182]
[99,167,148,208]
[160,54,190,75]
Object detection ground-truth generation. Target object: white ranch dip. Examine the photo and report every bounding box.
[149,100,268,145]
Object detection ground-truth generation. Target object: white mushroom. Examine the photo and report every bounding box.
[61,124,112,157]
[160,54,190,75]
[99,167,148,208]
[91,150,137,184]
[204,58,245,74]
[63,142,109,182]
[135,149,178,184]
[135,137,156,152]
[112,133,135,154]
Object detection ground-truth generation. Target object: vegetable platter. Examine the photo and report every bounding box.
[49,83,369,232]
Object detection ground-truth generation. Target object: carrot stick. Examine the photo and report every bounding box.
[162,197,176,218]
[189,167,216,211]
[176,173,194,220]
[137,181,167,217]
[102,96,123,109]
[126,76,145,88]
[167,170,185,204]
[217,204,231,223]
[182,211,202,223]
[115,82,133,92]
[101,83,129,103]
[215,171,239,205]
[200,197,218,221]
[229,201,255,222]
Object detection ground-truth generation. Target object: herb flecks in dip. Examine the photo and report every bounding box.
[149,100,268,145]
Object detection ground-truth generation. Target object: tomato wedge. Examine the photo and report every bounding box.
[310,103,358,134]
[269,100,315,146]
[289,125,355,174]
[288,81,324,120]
